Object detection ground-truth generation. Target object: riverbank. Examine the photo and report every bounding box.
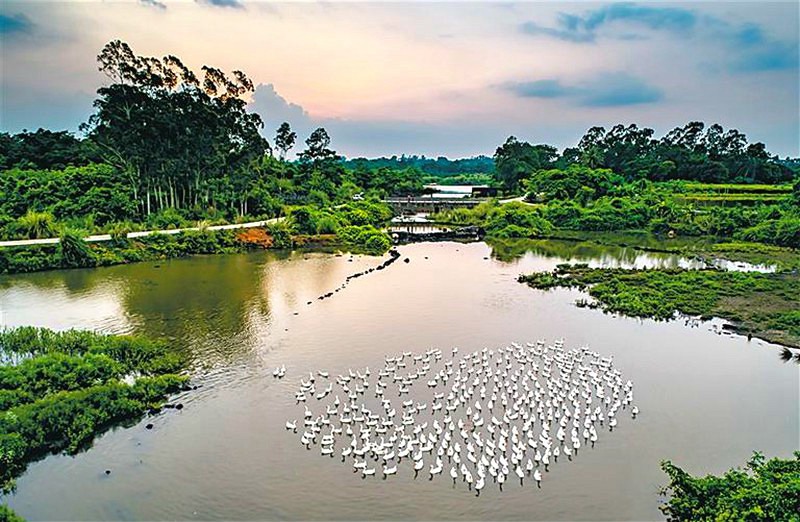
[0,226,395,276]
[0,327,189,495]
[519,265,800,351]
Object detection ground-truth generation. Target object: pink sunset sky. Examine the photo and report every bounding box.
[1,1,798,157]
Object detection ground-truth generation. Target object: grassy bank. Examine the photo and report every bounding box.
[519,265,800,349]
[0,327,190,494]
[0,222,393,276]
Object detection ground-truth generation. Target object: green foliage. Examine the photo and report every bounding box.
[573,122,793,184]
[0,504,24,522]
[343,155,493,177]
[0,128,95,171]
[484,202,553,238]
[145,208,189,230]
[85,40,269,218]
[266,221,293,249]
[16,211,57,240]
[660,452,800,521]
[738,216,800,248]
[525,165,624,203]
[336,226,392,255]
[58,229,95,268]
[0,228,245,275]
[494,137,557,192]
[0,165,137,231]
[349,166,427,197]
[520,266,800,348]
[0,327,187,493]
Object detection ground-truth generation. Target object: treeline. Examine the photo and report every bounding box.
[0,40,421,235]
[433,165,800,248]
[494,122,797,192]
[343,155,494,176]
[1,38,798,250]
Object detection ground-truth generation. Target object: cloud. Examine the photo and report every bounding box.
[198,0,243,9]
[252,83,313,136]
[248,83,551,158]
[505,73,663,107]
[139,0,167,10]
[521,2,797,73]
[730,39,799,73]
[0,13,34,34]
[1,85,95,134]
[521,3,696,43]
[504,79,576,99]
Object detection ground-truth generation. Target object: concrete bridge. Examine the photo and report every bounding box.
[383,197,487,214]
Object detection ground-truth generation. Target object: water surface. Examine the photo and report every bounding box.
[1,241,797,520]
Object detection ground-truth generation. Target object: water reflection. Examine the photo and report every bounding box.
[488,238,703,269]
[0,251,387,372]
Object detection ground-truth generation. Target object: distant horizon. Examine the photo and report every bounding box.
[2,1,798,157]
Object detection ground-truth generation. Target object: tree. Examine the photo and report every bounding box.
[294,128,343,194]
[0,129,95,170]
[84,40,269,217]
[494,136,557,192]
[525,165,623,203]
[660,452,800,521]
[298,128,339,165]
[274,122,297,161]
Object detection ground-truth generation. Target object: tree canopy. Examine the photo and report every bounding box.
[84,39,269,215]
[660,452,800,521]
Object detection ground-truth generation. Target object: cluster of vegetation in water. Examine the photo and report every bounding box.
[0,327,188,496]
[659,452,800,521]
[519,264,800,350]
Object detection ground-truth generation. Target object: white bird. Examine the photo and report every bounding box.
[533,469,542,487]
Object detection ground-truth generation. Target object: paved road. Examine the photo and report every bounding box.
[0,218,281,248]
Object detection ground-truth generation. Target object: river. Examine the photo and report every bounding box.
[1,240,797,520]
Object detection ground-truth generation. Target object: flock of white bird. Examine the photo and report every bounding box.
[281,339,638,495]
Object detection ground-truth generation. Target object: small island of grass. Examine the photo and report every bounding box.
[519,265,800,350]
[0,327,189,495]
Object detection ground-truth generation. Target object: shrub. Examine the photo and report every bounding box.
[337,225,392,255]
[58,229,95,268]
[17,210,57,239]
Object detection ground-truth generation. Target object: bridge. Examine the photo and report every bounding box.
[383,197,487,214]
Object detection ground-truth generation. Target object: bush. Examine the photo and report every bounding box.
[525,165,623,203]
[337,225,392,255]
[17,210,57,239]
[0,504,24,522]
[58,229,95,268]
[660,452,800,521]
[266,222,293,249]
[145,208,187,230]
[484,202,553,238]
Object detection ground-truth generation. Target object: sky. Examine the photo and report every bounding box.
[1,1,798,158]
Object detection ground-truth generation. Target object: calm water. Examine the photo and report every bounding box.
[1,241,797,521]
